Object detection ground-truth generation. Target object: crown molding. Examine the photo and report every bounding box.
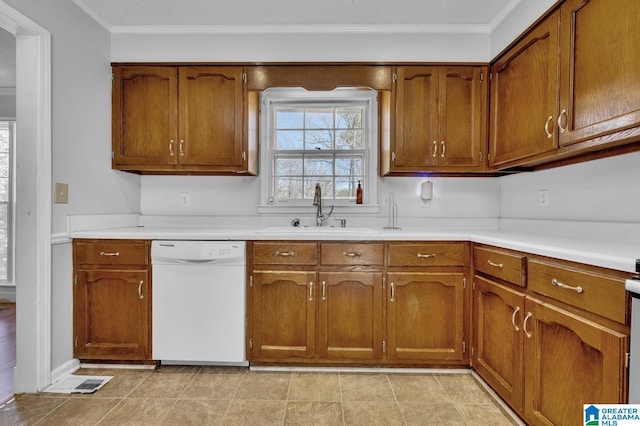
[109,23,493,35]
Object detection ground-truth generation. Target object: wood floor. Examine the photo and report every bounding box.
[0,303,15,405]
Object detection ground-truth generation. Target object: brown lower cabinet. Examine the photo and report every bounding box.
[387,272,465,362]
[73,239,152,361]
[472,244,630,426]
[247,241,469,365]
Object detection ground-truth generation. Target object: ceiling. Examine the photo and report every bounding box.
[73,0,519,31]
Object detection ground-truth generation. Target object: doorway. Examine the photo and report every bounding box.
[0,0,52,394]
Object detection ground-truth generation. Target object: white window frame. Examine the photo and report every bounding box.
[258,88,379,214]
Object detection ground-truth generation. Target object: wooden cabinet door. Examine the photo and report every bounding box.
[317,272,383,360]
[73,269,151,359]
[112,66,178,167]
[473,276,526,413]
[387,272,466,362]
[178,66,246,169]
[392,66,439,170]
[251,271,316,360]
[523,297,628,426]
[489,10,560,168]
[558,0,640,147]
[439,66,486,170]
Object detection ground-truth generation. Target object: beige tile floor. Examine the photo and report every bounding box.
[0,366,520,425]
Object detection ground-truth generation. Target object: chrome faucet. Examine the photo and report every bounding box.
[313,183,334,226]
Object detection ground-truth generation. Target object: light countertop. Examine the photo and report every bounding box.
[70,225,640,274]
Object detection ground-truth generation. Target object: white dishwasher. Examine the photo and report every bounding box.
[152,240,247,365]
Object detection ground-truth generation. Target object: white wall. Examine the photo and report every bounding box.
[5,0,141,236]
[112,31,491,63]
[490,0,558,58]
[500,151,640,241]
[0,92,15,118]
[141,175,501,228]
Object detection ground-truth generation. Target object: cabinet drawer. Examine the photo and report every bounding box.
[388,242,466,267]
[73,240,150,266]
[253,242,318,265]
[528,259,627,324]
[320,243,384,266]
[473,245,526,287]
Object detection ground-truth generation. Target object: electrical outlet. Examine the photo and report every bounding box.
[180,192,191,207]
[539,189,549,207]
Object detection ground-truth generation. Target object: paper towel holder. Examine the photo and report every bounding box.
[420,181,433,201]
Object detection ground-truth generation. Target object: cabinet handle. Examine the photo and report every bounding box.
[309,281,313,301]
[179,140,185,156]
[544,115,553,139]
[441,141,445,158]
[511,306,520,331]
[417,253,437,259]
[551,278,583,294]
[100,251,120,257]
[523,312,532,338]
[322,281,326,301]
[487,260,504,269]
[557,109,568,134]
[169,140,175,156]
[74,337,78,348]
[343,251,361,257]
[274,251,295,257]
[432,141,438,157]
[390,282,395,302]
[138,280,144,299]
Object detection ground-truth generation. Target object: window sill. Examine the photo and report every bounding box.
[257,204,381,215]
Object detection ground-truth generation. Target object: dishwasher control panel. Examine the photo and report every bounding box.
[152,241,246,265]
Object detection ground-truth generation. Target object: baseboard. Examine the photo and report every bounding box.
[0,287,15,303]
[50,359,80,384]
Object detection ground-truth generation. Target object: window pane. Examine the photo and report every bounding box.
[305,110,333,129]
[336,130,363,149]
[335,177,362,199]
[305,130,333,150]
[276,110,304,129]
[0,153,8,178]
[305,177,333,199]
[275,157,302,176]
[336,108,362,128]
[304,157,333,176]
[276,177,303,199]
[335,156,363,176]
[0,128,8,152]
[276,130,304,149]
[0,204,6,228]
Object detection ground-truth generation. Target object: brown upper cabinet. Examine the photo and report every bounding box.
[112,65,257,174]
[557,0,640,148]
[489,10,560,168]
[490,0,640,169]
[382,65,488,175]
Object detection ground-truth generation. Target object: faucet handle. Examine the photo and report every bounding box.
[334,218,347,228]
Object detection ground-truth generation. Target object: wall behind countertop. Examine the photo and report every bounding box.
[140,175,502,227]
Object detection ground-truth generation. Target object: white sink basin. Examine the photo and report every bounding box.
[257,226,381,234]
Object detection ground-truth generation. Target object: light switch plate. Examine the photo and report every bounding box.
[54,183,68,204]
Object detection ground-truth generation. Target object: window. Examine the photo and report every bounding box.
[0,121,13,282]
[259,88,378,210]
